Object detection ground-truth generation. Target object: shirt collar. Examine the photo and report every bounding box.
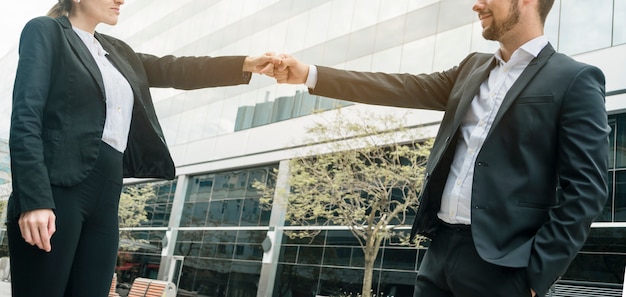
[72,26,108,57]
[494,35,548,65]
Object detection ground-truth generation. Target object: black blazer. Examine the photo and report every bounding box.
[309,44,609,296]
[9,16,252,220]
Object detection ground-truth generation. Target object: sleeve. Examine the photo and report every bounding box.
[308,53,484,111]
[9,18,59,215]
[136,53,252,90]
[527,65,609,295]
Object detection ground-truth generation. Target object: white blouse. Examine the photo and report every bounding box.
[73,26,134,153]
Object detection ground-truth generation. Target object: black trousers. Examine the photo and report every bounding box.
[8,142,123,297]
[413,221,532,297]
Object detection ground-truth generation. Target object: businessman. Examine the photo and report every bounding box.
[273,0,609,296]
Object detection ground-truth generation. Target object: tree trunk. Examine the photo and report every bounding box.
[362,234,384,297]
[362,252,375,297]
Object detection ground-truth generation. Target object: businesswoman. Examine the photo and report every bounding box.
[6,0,279,296]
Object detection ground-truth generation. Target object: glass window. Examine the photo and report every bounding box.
[597,171,613,222]
[382,247,418,271]
[240,198,261,226]
[298,246,324,265]
[401,36,436,74]
[615,170,626,221]
[433,24,473,71]
[190,202,208,227]
[614,0,626,45]
[322,246,352,266]
[205,201,222,226]
[543,0,561,46]
[559,1,613,55]
[609,119,616,169]
[372,46,402,73]
[615,115,626,169]
[221,199,242,226]
[227,172,248,198]
[293,91,318,117]
[178,203,193,227]
[251,95,274,128]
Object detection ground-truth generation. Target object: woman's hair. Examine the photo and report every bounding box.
[47,0,72,18]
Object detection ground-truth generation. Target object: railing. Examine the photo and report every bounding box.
[545,280,624,297]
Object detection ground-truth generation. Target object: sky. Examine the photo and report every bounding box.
[0,1,53,58]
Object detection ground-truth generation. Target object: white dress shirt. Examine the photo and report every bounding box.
[438,36,548,225]
[73,27,134,153]
[305,36,549,225]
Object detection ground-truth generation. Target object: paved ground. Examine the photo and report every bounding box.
[0,280,9,296]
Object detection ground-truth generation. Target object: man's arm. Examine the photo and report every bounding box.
[528,64,609,295]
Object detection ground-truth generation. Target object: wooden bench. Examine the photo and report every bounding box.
[109,273,120,297]
[127,277,177,297]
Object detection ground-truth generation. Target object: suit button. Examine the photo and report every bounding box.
[476,162,483,166]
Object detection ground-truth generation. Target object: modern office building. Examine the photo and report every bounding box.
[0,1,625,296]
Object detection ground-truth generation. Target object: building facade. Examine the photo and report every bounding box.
[1,0,625,296]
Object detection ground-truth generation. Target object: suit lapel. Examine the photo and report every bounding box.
[488,44,556,136]
[58,17,106,98]
[95,34,142,102]
[451,57,497,131]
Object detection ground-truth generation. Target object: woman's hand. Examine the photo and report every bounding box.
[243,52,282,76]
[18,209,56,252]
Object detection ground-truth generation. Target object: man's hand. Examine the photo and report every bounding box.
[274,53,309,85]
[243,52,282,76]
[18,209,56,252]
[531,289,536,297]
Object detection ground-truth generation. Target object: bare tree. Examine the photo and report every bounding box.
[255,109,432,297]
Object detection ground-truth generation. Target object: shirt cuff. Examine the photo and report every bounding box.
[305,65,318,89]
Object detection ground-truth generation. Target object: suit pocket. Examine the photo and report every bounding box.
[42,129,62,166]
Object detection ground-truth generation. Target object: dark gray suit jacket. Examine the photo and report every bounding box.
[309,44,609,296]
[9,16,252,220]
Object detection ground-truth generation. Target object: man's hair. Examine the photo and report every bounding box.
[538,0,555,24]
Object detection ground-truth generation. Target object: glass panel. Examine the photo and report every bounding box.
[203,230,237,244]
[325,230,360,246]
[378,270,418,296]
[322,246,352,266]
[190,202,208,227]
[563,252,626,284]
[240,198,261,226]
[317,267,365,296]
[221,199,242,226]
[212,173,231,200]
[614,0,626,45]
[559,0,613,54]
[280,246,298,263]
[597,171,613,222]
[207,200,224,226]
[214,243,234,259]
[616,115,626,168]
[226,172,248,198]
[251,92,274,128]
[615,170,626,221]
[179,203,194,227]
[246,168,268,197]
[225,265,262,296]
[297,246,324,265]
[275,264,319,297]
[382,247,418,271]
[195,176,214,202]
[609,118,616,169]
